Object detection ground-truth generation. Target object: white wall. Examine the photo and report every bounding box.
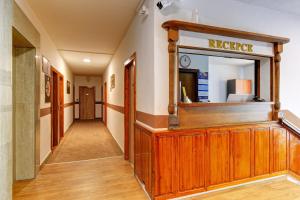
[15,0,74,164]
[102,0,300,148]
[154,0,300,117]
[74,76,102,119]
[102,0,155,150]
[178,53,209,70]
[260,58,271,101]
[208,57,254,102]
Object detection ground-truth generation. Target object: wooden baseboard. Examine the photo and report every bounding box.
[153,171,288,200]
[207,171,288,191]
[39,151,52,171]
[289,171,300,181]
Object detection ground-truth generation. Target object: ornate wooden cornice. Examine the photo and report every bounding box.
[162,20,290,44]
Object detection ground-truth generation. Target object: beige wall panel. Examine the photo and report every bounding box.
[0,0,13,199]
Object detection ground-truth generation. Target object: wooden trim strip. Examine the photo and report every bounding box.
[40,107,51,117]
[136,111,168,129]
[74,101,103,105]
[107,103,124,114]
[162,20,290,44]
[64,102,74,108]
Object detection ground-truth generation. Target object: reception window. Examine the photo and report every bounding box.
[178,48,271,103]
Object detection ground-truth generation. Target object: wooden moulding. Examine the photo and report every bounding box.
[162,20,290,44]
[167,28,179,127]
[40,107,51,117]
[162,20,290,129]
[273,43,283,120]
[107,103,124,114]
[177,102,274,129]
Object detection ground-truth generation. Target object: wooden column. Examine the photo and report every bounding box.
[274,43,283,120]
[167,28,179,127]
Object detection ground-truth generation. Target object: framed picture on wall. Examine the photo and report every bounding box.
[110,74,115,91]
[45,75,51,103]
[67,81,71,94]
[42,56,51,76]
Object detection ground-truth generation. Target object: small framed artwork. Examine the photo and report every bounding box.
[67,81,71,94]
[42,56,51,76]
[110,74,115,91]
[45,75,51,103]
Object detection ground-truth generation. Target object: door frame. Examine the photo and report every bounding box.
[179,68,199,102]
[59,75,64,139]
[124,52,137,161]
[79,86,96,120]
[104,82,107,126]
[51,67,64,150]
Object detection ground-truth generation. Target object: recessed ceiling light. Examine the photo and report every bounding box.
[83,58,91,63]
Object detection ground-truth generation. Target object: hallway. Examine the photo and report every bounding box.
[13,157,147,200]
[47,120,123,164]
[13,120,146,200]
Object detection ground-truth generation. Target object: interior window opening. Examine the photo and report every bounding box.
[178,49,271,103]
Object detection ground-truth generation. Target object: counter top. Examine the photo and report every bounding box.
[178,102,274,108]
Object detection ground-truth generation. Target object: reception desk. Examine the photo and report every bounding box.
[134,121,300,200]
[135,20,296,200]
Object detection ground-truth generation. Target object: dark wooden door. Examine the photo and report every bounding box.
[59,76,64,139]
[104,82,107,125]
[124,58,136,162]
[179,68,198,102]
[51,71,59,149]
[79,86,95,120]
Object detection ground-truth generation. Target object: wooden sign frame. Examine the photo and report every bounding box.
[162,20,290,128]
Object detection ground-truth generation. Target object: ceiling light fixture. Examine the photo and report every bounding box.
[83,58,91,63]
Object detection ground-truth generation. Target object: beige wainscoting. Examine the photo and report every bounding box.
[0,0,13,199]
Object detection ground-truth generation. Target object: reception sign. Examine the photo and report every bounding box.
[179,31,274,57]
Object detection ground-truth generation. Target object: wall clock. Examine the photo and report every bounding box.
[180,55,191,68]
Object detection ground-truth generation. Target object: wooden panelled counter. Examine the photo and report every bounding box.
[134,121,300,200]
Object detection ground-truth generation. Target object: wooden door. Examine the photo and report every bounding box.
[79,87,95,120]
[129,64,135,163]
[59,76,64,139]
[254,128,270,176]
[104,82,107,125]
[230,128,252,181]
[179,68,198,102]
[51,70,59,149]
[208,129,230,185]
[124,55,136,161]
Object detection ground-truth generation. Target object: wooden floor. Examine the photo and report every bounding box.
[47,120,123,163]
[13,157,147,200]
[13,120,300,200]
[13,160,300,200]
[184,178,300,200]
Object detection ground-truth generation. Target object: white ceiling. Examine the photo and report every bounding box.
[60,51,112,75]
[26,0,141,75]
[210,56,254,67]
[233,0,300,16]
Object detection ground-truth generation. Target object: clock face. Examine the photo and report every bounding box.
[180,55,191,68]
